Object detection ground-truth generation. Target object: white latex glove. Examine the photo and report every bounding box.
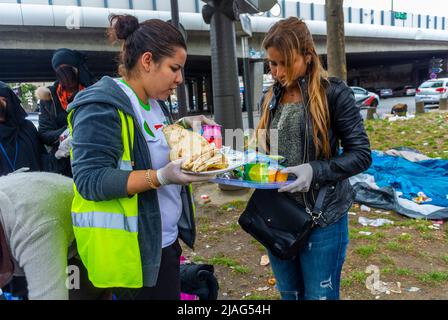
[157,159,215,186]
[182,115,217,133]
[55,136,72,159]
[59,128,70,141]
[278,163,314,193]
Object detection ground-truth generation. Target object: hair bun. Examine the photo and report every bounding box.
[109,14,140,40]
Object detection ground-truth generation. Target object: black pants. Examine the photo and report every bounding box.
[115,239,182,300]
[68,256,111,300]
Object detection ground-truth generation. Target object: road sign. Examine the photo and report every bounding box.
[394,12,407,20]
[429,58,444,76]
[432,67,443,74]
[430,72,437,79]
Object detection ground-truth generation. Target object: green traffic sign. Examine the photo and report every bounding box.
[394,12,407,20]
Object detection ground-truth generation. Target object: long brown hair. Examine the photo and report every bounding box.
[256,17,331,159]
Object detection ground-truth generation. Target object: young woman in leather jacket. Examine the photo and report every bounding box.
[251,17,372,300]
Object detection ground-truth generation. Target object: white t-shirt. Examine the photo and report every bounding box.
[115,79,182,248]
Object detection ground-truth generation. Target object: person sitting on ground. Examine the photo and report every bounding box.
[0,82,44,176]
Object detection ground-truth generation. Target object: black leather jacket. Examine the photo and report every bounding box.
[266,76,372,227]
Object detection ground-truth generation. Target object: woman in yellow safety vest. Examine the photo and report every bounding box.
[67,14,216,300]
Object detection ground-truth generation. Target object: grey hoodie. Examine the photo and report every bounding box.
[67,76,196,287]
[0,172,74,299]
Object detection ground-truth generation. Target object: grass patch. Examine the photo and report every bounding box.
[355,245,377,258]
[416,224,430,232]
[197,216,212,233]
[380,255,395,266]
[191,255,207,264]
[209,254,251,274]
[213,222,241,235]
[192,254,251,274]
[366,113,448,160]
[351,271,368,284]
[397,233,412,242]
[395,268,413,276]
[417,271,448,283]
[250,238,267,253]
[198,224,211,233]
[386,241,405,251]
[224,222,240,233]
[340,277,353,288]
[243,293,279,300]
[373,232,386,240]
[420,232,435,240]
[441,255,448,264]
[218,200,248,214]
[381,267,393,275]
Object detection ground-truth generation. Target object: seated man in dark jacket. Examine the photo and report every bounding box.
[38,48,96,177]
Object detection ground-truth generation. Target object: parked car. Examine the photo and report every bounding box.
[26,112,39,129]
[394,85,416,97]
[378,88,393,98]
[350,86,380,109]
[415,78,448,106]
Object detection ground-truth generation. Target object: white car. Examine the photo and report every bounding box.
[350,86,380,109]
[415,78,448,106]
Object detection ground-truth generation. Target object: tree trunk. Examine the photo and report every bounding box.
[325,0,347,82]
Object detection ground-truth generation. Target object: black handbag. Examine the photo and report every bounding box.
[238,185,327,260]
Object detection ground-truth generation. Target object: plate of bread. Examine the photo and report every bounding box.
[163,124,246,175]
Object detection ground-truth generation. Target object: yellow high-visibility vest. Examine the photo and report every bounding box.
[68,109,142,288]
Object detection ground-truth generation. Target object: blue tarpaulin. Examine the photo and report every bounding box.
[350,150,448,220]
[366,151,448,207]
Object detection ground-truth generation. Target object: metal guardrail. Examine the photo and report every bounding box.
[1,0,447,31]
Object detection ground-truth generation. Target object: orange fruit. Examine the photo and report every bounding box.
[268,169,277,183]
[276,171,288,182]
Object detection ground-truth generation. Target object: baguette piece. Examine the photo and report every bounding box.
[163,124,228,172]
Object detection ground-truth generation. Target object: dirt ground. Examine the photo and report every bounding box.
[180,182,448,300]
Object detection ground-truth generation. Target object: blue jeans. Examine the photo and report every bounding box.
[268,214,349,300]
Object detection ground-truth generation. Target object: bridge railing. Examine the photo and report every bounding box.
[2,0,447,31]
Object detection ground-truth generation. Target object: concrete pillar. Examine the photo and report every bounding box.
[440,97,448,111]
[250,61,264,114]
[416,101,425,114]
[209,9,244,132]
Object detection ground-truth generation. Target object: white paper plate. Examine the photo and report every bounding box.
[181,148,246,175]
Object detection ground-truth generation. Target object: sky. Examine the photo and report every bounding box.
[294,0,448,17]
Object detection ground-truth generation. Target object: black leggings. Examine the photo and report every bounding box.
[114,239,182,300]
